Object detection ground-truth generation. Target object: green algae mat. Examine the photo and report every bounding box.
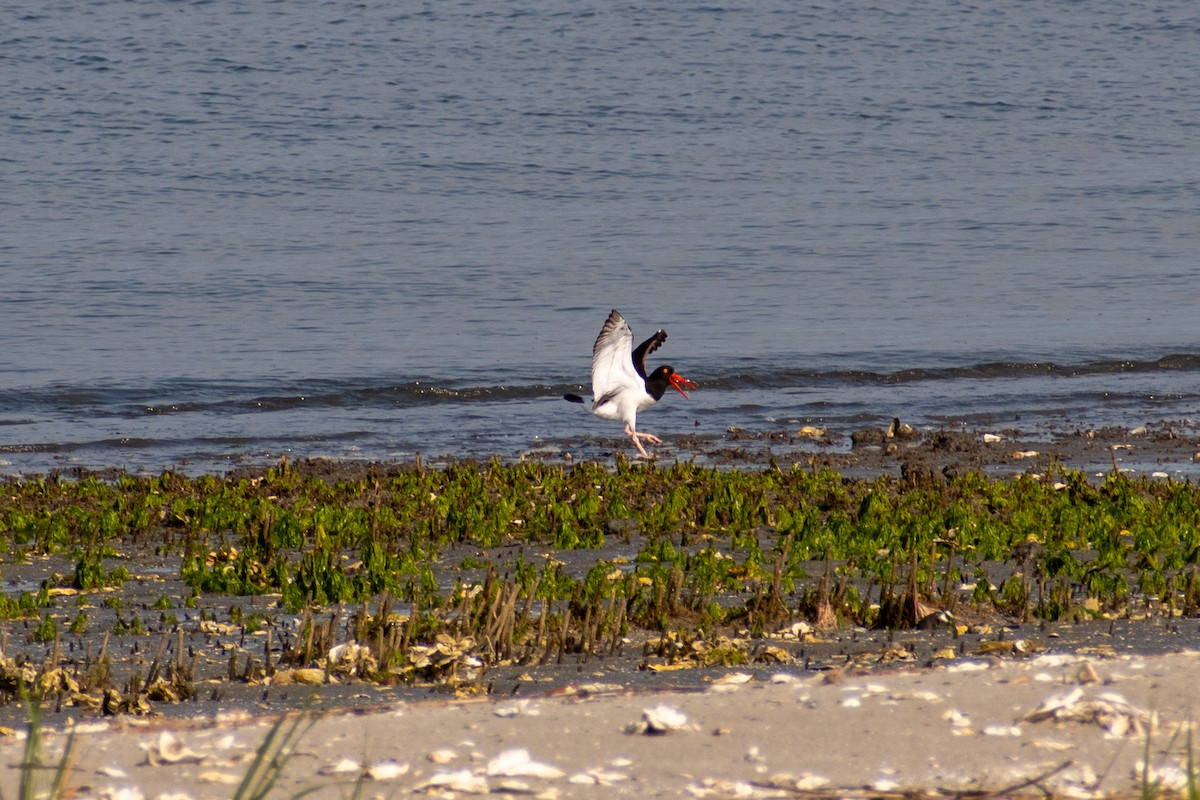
[2,458,1199,715]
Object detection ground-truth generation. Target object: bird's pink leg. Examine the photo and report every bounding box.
[624,424,661,458]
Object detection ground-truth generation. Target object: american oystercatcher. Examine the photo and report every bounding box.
[564,309,696,457]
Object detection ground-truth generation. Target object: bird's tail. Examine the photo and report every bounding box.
[563,393,585,404]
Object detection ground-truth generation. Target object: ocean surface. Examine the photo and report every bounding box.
[3,1,1199,475]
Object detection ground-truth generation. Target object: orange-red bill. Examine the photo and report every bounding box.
[669,373,697,399]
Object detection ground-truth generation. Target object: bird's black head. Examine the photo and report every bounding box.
[645,365,696,401]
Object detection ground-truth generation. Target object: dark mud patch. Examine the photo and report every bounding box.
[676,417,1200,480]
[4,549,1198,735]
[4,544,1199,734]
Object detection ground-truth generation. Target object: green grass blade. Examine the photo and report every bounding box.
[233,709,321,800]
[1187,721,1198,800]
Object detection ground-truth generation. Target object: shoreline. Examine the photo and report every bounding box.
[5,417,1199,483]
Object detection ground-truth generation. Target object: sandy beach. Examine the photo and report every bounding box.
[7,649,1200,799]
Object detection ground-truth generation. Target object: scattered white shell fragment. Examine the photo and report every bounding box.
[1029,653,1083,668]
[982,724,1022,737]
[840,695,862,708]
[318,757,361,775]
[790,621,813,638]
[1134,762,1190,791]
[872,778,901,792]
[1058,763,1101,797]
[326,642,377,676]
[97,766,128,778]
[1106,714,1131,737]
[366,760,410,780]
[427,748,458,764]
[97,788,144,800]
[142,731,204,766]
[416,769,489,794]
[1023,687,1150,737]
[1025,687,1086,720]
[213,733,238,750]
[1153,471,1170,478]
[685,778,758,797]
[769,673,798,684]
[1012,450,1039,458]
[794,774,831,791]
[570,769,628,785]
[327,642,364,662]
[486,748,565,779]
[637,704,689,734]
[708,683,744,695]
[943,709,971,728]
[713,672,753,685]
[982,433,1003,443]
[494,699,541,718]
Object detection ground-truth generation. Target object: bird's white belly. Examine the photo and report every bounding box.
[591,392,652,425]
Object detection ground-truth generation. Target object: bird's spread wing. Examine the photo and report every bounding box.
[591,309,642,404]
[631,329,667,379]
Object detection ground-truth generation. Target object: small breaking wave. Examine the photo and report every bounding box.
[2,353,1198,422]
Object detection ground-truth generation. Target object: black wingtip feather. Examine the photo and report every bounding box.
[631,329,668,379]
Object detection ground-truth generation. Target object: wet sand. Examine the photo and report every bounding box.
[3,423,1200,797]
[673,418,1200,480]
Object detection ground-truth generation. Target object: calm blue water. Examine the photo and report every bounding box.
[2,1,1199,474]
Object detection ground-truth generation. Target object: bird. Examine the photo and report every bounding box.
[564,309,696,457]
